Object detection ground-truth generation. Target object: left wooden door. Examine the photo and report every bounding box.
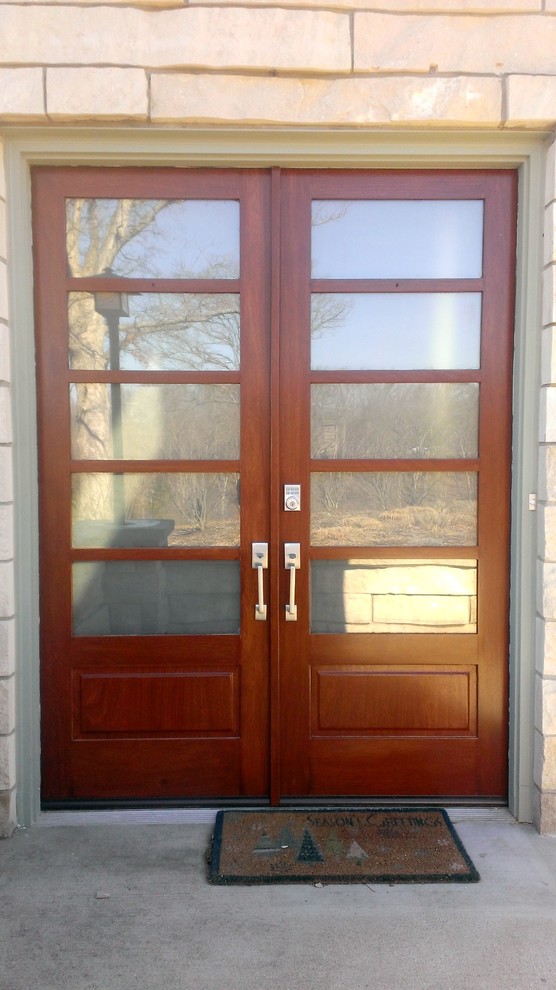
[33,167,272,802]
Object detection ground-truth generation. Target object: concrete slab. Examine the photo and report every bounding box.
[1,814,556,990]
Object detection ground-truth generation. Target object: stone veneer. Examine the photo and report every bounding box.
[1,0,556,835]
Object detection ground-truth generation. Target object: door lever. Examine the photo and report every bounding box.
[284,543,300,621]
[252,543,268,620]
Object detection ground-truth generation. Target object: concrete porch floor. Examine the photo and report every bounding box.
[1,810,556,990]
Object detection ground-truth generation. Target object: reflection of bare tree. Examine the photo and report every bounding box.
[66,199,172,278]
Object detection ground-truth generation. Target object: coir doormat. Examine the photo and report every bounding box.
[208,808,479,885]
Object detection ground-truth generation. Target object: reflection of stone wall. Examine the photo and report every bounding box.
[73,561,240,636]
[311,560,476,634]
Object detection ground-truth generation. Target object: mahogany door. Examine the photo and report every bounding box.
[34,167,272,801]
[277,170,515,800]
[33,167,516,804]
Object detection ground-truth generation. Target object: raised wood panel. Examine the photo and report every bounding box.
[76,669,239,736]
[70,739,242,799]
[309,738,481,797]
[312,665,477,736]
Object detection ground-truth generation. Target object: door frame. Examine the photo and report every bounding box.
[3,125,545,825]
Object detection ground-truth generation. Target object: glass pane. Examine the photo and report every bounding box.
[70,383,240,461]
[311,472,477,546]
[311,559,477,633]
[66,199,240,278]
[311,384,479,460]
[72,473,240,547]
[311,200,483,279]
[69,291,240,371]
[73,560,240,635]
[311,293,481,370]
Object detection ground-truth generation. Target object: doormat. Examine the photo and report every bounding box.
[208,808,479,885]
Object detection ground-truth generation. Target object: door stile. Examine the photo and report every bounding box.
[269,167,283,805]
[237,170,273,796]
[278,171,313,796]
[34,169,75,798]
[474,172,517,794]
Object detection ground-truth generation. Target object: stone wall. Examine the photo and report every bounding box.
[2,0,556,835]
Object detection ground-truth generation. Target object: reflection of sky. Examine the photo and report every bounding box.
[311,293,482,370]
[311,200,484,279]
[74,200,240,278]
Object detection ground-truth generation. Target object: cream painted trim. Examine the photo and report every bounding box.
[2,125,546,826]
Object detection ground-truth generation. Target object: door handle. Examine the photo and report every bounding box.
[252,543,268,620]
[284,543,300,621]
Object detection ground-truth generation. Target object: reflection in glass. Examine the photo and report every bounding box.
[72,473,240,547]
[311,383,479,460]
[66,199,240,278]
[73,560,241,635]
[311,293,481,370]
[69,292,240,371]
[311,200,483,279]
[311,472,477,546]
[70,383,240,461]
[311,559,477,633]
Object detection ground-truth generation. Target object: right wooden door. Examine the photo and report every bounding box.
[277,169,516,799]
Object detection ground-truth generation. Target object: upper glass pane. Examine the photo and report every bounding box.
[311,383,479,460]
[311,293,481,370]
[66,199,240,278]
[311,472,477,546]
[72,472,240,548]
[311,200,484,279]
[70,383,240,461]
[68,292,240,371]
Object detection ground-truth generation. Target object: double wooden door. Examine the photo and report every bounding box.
[33,167,516,804]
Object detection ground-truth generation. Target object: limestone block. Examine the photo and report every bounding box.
[47,68,148,120]
[0,69,44,120]
[534,788,556,835]
[373,594,471,626]
[38,0,183,5]
[537,560,556,619]
[200,0,541,7]
[0,562,14,617]
[0,448,13,503]
[543,264,556,329]
[0,619,15,677]
[0,788,16,838]
[151,73,501,127]
[0,387,11,444]
[538,445,556,501]
[0,677,15,734]
[0,7,351,72]
[537,618,556,677]
[539,387,556,444]
[539,504,556,562]
[0,200,6,261]
[0,325,10,385]
[535,674,556,735]
[0,731,15,790]
[541,735,556,790]
[506,75,556,128]
[354,13,556,75]
[0,504,13,560]
[0,263,8,323]
[541,328,556,387]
